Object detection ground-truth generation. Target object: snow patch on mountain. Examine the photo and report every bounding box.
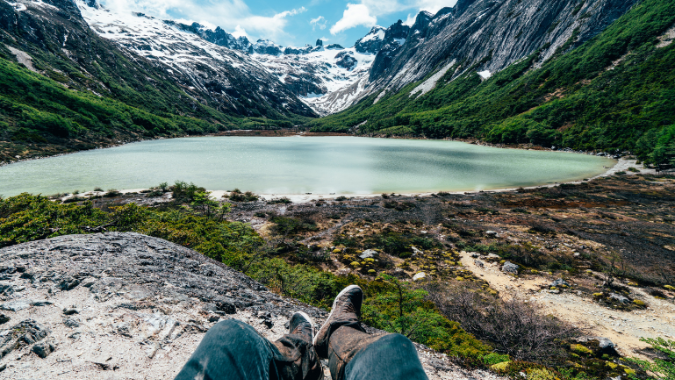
[360,29,385,43]
[477,70,492,80]
[71,0,382,115]
[252,47,376,115]
[410,59,456,98]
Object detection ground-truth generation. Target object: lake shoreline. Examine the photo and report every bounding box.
[2,134,630,199]
[206,158,650,203]
[104,158,649,205]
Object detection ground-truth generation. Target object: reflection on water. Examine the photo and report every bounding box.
[0,136,614,196]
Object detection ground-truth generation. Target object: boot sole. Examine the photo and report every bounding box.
[312,284,362,347]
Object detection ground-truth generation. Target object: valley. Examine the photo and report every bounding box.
[0,0,674,378]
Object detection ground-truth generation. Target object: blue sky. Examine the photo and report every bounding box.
[100,0,458,47]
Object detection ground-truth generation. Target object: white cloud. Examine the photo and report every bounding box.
[361,0,405,16]
[403,13,416,26]
[330,4,377,35]
[330,0,457,33]
[232,25,249,38]
[310,16,327,30]
[416,0,457,14]
[100,0,306,44]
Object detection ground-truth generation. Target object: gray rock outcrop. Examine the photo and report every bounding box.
[502,261,519,274]
[0,233,501,380]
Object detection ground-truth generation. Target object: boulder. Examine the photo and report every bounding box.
[359,249,378,259]
[32,341,56,358]
[551,279,569,287]
[59,276,81,290]
[0,282,13,295]
[609,293,630,304]
[575,336,619,356]
[215,298,237,315]
[0,300,32,311]
[502,261,519,274]
[63,318,79,328]
[80,277,97,288]
[63,307,80,315]
[413,272,426,281]
[0,320,50,359]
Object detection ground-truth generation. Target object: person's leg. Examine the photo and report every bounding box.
[175,313,322,380]
[343,332,427,380]
[174,319,274,380]
[314,285,428,380]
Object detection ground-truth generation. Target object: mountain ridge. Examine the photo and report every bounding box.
[309,0,675,166]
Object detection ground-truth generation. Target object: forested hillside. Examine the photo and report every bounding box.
[309,0,675,166]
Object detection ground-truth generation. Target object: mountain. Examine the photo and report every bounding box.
[320,0,640,111]
[0,0,315,164]
[310,0,675,165]
[355,26,387,54]
[76,1,314,118]
[252,40,376,115]
[165,20,255,53]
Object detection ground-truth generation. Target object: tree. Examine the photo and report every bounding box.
[190,191,230,220]
[362,275,447,343]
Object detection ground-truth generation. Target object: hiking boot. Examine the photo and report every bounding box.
[313,285,364,358]
[289,311,315,343]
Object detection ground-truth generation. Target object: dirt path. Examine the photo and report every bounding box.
[459,252,675,357]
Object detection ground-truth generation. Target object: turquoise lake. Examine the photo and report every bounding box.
[0,136,615,196]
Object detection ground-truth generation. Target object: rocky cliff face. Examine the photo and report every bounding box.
[333,0,639,111]
[165,21,254,53]
[0,232,503,380]
[355,26,387,54]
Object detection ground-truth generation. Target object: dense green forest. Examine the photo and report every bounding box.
[309,0,675,166]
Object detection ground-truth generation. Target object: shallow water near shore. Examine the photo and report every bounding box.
[0,136,614,196]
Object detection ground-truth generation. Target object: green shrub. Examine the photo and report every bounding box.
[171,181,206,203]
[626,337,675,379]
[268,197,292,204]
[228,189,258,202]
[482,352,510,366]
[270,216,318,235]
